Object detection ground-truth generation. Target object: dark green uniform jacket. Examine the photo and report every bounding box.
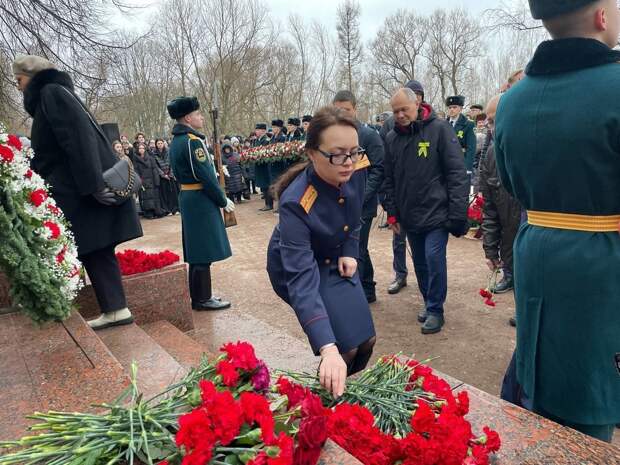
[168,124,231,264]
[495,38,620,426]
[451,114,476,172]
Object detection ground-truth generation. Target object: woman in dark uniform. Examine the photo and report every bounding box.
[267,106,376,398]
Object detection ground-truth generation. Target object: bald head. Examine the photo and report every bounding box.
[390,88,420,126]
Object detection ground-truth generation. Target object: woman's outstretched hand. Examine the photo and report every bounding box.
[319,345,347,398]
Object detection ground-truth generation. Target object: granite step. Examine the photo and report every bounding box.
[189,310,318,374]
[0,311,129,441]
[96,322,187,399]
[142,320,213,369]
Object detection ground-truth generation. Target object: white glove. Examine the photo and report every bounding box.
[224,198,236,213]
[222,166,230,177]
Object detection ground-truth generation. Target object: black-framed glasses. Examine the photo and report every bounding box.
[317,148,366,165]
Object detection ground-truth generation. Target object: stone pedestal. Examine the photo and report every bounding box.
[77,263,193,332]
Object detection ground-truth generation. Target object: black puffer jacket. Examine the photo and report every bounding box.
[479,143,522,269]
[383,105,469,233]
[222,144,244,194]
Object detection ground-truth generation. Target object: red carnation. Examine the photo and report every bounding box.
[479,289,492,299]
[47,203,61,216]
[43,221,61,239]
[484,298,496,307]
[220,341,259,371]
[25,169,33,179]
[29,189,47,207]
[240,392,276,444]
[216,359,240,387]
[276,376,311,409]
[7,135,22,151]
[411,400,435,434]
[0,144,14,162]
[482,427,501,453]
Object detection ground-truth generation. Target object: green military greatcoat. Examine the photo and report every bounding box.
[169,123,232,264]
[495,38,620,426]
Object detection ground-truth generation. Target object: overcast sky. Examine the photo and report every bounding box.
[114,0,504,40]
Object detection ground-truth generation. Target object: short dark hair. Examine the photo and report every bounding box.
[333,90,357,107]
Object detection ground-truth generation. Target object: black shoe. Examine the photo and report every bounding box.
[492,278,514,294]
[192,298,231,311]
[421,314,444,334]
[417,309,428,323]
[388,278,407,295]
[259,206,273,211]
[509,316,516,327]
[366,294,377,304]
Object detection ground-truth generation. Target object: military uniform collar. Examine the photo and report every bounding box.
[171,123,206,139]
[308,165,349,200]
[526,38,620,76]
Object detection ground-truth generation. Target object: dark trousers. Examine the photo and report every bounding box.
[79,245,127,313]
[358,217,375,298]
[406,228,449,315]
[245,178,257,194]
[262,188,274,208]
[189,263,212,302]
[392,230,408,280]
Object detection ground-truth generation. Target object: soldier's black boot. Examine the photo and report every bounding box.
[421,313,444,334]
[190,264,231,311]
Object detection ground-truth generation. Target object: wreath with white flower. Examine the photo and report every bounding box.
[0,125,82,324]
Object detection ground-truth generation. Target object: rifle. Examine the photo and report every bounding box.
[210,82,237,228]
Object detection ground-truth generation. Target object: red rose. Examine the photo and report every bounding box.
[25,169,33,179]
[293,446,321,465]
[7,135,22,151]
[0,144,14,162]
[43,221,61,239]
[298,415,328,449]
[29,189,47,207]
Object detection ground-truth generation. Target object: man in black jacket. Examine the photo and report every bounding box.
[333,90,385,303]
[384,88,468,334]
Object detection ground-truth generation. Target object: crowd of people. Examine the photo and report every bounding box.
[9,0,619,447]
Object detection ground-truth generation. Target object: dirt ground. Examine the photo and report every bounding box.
[129,195,517,396]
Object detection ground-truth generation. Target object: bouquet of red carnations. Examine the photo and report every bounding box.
[115,249,180,276]
[240,142,305,166]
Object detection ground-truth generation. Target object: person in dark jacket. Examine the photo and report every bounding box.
[222,143,244,202]
[133,143,164,219]
[333,90,384,303]
[479,95,521,300]
[240,139,257,196]
[14,55,143,330]
[153,138,179,215]
[286,117,304,141]
[384,88,469,334]
[267,106,376,398]
[301,114,312,140]
[269,118,288,183]
[254,123,273,211]
[380,80,425,295]
[446,95,477,184]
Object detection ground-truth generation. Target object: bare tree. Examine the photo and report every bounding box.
[370,9,428,98]
[336,0,363,91]
[288,14,308,116]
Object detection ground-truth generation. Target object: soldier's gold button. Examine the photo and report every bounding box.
[338,198,345,205]
[325,259,331,265]
[343,225,349,232]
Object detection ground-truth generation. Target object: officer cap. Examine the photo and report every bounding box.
[405,79,425,97]
[255,123,267,130]
[302,115,313,123]
[167,96,200,119]
[271,119,284,128]
[470,104,484,111]
[528,0,598,20]
[287,117,301,127]
[446,95,465,107]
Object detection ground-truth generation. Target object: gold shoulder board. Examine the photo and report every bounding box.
[355,157,371,171]
[300,185,318,214]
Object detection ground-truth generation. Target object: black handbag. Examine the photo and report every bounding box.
[56,87,141,205]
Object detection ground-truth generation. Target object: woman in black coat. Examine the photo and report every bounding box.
[222,143,244,203]
[13,54,143,330]
[133,143,164,219]
[152,139,179,215]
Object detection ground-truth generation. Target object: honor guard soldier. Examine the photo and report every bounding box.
[267,106,376,398]
[495,0,620,442]
[286,117,303,142]
[167,96,235,311]
[446,95,476,184]
[253,123,273,211]
[301,114,313,140]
